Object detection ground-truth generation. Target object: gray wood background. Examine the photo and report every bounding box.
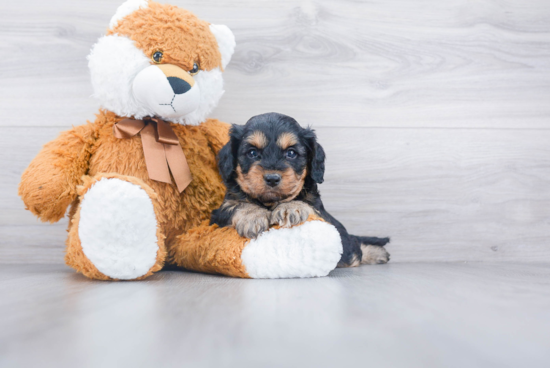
[1,0,549,264]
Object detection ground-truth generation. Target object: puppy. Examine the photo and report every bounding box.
[210,112,390,267]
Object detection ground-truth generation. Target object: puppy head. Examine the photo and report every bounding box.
[88,0,235,125]
[218,112,325,204]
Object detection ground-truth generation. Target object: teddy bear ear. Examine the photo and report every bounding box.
[209,24,236,70]
[109,0,150,30]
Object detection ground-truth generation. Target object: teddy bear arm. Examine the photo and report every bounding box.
[199,119,231,155]
[19,124,96,223]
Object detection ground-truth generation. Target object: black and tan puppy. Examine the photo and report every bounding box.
[210,112,390,267]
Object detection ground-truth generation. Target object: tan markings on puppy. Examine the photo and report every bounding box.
[270,201,315,228]
[337,254,361,268]
[361,244,390,265]
[236,164,266,199]
[276,132,298,150]
[304,190,317,203]
[220,199,241,212]
[231,203,271,239]
[279,168,306,202]
[237,165,306,203]
[245,131,268,149]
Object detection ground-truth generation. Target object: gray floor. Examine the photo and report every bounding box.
[1,263,549,368]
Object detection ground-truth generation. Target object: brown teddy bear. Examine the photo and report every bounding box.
[19,0,343,280]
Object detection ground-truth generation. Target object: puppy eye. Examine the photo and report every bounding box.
[286,149,298,159]
[246,149,259,159]
[189,62,200,76]
[151,50,163,64]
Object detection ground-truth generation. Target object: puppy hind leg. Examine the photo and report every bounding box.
[351,235,390,265]
[360,244,390,264]
[355,236,390,247]
[336,234,362,268]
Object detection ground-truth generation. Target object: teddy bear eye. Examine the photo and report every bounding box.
[189,62,200,76]
[152,50,163,64]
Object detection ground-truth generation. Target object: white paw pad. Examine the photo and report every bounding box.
[241,221,343,279]
[78,178,159,279]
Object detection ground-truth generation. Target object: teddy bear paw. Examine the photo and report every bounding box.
[240,220,343,278]
[78,177,161,280]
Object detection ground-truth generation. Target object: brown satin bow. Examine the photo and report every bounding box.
[113,117,192,193]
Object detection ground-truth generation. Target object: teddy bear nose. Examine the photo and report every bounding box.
[167,77,191,95]
[264,173,281,187]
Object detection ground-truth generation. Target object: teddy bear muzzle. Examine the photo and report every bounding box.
[132,63,201,119]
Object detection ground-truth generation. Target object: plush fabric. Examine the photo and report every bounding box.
[65,173,167,281]
[109,0,149,29]
[21,110,232,279]
[209,24,236,70]
[108,2,222,72]
[88,34,153,120]
[242,217,343,279]
[88,35,227,125]
[18,0,343,280]
[89,0,234,124]
[170,221,250,278]
[18,123,96,223]
[78,177,160,280]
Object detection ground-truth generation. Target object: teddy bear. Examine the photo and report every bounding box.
[18,0,343,280]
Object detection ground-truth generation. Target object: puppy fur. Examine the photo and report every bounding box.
[210,112,390,267]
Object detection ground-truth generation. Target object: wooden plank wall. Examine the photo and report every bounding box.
[1,0,549,264]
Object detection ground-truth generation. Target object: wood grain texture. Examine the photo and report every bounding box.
[0,0,549,264]
[1,263,549,367]
[1,0,549,128]
[316,127,550,262]
[2,126,550,263]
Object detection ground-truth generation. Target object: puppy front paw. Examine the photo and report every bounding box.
[232,205,271,239]
[270,201,315,228]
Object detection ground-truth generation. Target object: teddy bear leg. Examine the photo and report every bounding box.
[170,216,342,279]
[65,174,166,280]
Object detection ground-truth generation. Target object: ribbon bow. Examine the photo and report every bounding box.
[113,117,192,193]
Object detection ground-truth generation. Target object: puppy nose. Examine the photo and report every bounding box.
[167,77,191,95]
[264,173,281,187]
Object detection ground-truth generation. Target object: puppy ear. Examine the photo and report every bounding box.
[310,142,326,184]
[303,127,326,184]
[217,143,234,183]
[217,124,244,182]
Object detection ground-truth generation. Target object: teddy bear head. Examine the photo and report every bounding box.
[88,0,235,125]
